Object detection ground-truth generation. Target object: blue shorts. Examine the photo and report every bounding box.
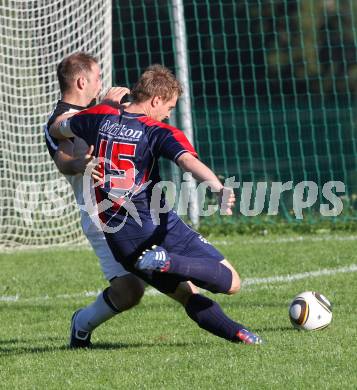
[104,211,224,293]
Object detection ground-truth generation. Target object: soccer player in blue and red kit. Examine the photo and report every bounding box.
[50,64,263,344]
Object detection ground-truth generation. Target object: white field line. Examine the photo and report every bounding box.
[0,288,162,303]
[242,263,357,287]
[1,263,356,304]
[212,235,357,246]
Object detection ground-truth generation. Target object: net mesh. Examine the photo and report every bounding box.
[113,0,357,222]
[187,0,357,216]
[1,0,356,248]
[0,0,112,248]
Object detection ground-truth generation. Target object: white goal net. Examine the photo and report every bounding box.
[0,0,112,249]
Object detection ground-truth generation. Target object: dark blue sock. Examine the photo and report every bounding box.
[185,294,243,341]
[167,254,232,293]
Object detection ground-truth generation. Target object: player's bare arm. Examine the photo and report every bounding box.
[53,138,75,175]
[54,142,102,181]
[49,112,76,140]
[177,152,235,215]
[50,114,101,179]
[50,112,105,180]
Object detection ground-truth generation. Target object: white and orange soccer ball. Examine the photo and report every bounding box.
[289,291,332,331]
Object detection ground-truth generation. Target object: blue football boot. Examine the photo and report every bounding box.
[135,245,171,272]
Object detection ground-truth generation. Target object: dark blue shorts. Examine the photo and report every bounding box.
[104,212,224,293]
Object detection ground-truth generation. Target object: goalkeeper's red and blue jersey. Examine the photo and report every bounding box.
[69,103,197,229]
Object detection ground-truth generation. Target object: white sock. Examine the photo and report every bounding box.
[76,292,118,332]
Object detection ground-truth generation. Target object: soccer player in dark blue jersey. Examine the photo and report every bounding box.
[50,64,263,345]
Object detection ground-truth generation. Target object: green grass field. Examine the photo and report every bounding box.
[0,234,356,389]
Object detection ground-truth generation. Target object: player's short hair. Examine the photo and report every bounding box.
[57,52,98,94]
[131,64,183,103]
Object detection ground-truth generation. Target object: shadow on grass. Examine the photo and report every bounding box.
[0,339,195,356]
[91,340,194,350]
[0,336,63,345]
[253,325,295,332]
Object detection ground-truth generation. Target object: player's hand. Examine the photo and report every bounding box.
[218,187,236,215]
[91,161,104,184]
[77,145,104,183]
[102,87,130,108]
[85,145,104,183]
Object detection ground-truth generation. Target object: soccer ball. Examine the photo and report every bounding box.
[289,291,332,331]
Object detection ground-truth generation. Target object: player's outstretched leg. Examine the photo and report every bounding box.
[170,282,263,345]
[136,245,237,294]
[185,293,263,345]
[69,274,144,348]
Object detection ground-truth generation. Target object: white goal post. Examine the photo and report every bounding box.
[0,1,112,248]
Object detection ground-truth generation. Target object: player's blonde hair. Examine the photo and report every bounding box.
[57,52,98,94]
[131,64,183,103]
